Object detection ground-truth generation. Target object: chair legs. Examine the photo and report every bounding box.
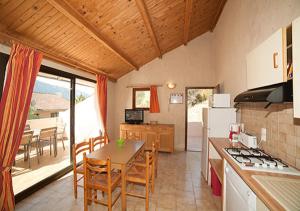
[27,145,31,168]
[145,182,149,211]
[151,177,155,193]
[50,138,52,156]
[84,184,88,211]
[73,173,78,199]
[61,137,65,150]
[108,191,112,211]
[35,142,40,164]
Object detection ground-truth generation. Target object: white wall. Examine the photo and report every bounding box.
[213,0,300,98]
[112,33,216,150]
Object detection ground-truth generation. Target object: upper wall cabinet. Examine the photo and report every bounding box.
[293,17,300,118]
[246,29,287,90]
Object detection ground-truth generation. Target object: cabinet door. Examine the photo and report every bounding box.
[120,130,126,139]
[159,131,174,152]
[246,28,286,89]
[293,17,300,118]
[126,130,142,141]
[144,132,157,150]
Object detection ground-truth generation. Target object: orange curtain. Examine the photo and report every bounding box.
[96,74,108,142]
[0,43,43,210]
[150,86,160,113]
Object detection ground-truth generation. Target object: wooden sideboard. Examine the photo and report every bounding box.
[120,123,174,152]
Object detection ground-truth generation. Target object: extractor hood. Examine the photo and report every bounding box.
[234,80,293,106]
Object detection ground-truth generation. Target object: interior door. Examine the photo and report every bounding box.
[293,17,300,118]
[246,28,285,89]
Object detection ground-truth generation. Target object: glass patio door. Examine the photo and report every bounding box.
[12,72,72,195]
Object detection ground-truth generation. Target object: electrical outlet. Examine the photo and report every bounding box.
[261,128,267,142]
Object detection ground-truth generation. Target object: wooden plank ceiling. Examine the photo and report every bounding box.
[0,0,226,80]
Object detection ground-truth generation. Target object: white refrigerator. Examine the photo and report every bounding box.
[201,107,236,181]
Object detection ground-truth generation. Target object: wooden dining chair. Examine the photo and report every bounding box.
[56,123,66,151]
[153,139,159,177]
[90,135,106,151]
[135,139,159,177]
[83,154,121,211]
[24,124,31,131]
[39,127,57,156]
[126,146,156,211]
[72,140,91,199]
[19,131,34,168]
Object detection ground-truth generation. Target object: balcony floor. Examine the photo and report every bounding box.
[12,140,70,195]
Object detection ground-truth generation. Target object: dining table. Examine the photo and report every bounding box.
[87,140,145,211]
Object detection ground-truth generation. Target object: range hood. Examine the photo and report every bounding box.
[234,80,293,106]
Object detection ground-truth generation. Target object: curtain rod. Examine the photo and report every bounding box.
[126,84,163,88]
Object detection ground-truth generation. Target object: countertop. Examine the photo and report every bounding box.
[120,123,175,126]
[209,137,300,211]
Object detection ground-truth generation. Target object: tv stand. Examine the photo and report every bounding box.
[120,123,174,152]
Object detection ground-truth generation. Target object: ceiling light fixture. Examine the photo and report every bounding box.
[167,82,176,89]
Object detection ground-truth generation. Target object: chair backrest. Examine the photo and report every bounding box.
[145,144,155,180]
[90,135,106,151]
[40,127,57,139]
[21,131,34,145]
[57,123,66,133]
[72,140,91,164]
[83,154,112,190]
[24,124,31,131]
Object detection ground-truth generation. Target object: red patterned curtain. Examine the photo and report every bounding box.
[96,74,108,142]
[0,43,43,210]
[150,86,160,113]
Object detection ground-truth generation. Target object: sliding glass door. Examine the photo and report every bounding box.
[75,79,102,145]
[0,51,99,200]
[12,72,72,195]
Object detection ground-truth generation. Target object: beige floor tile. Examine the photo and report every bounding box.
[15,151,221,211]
[176,202,197,211]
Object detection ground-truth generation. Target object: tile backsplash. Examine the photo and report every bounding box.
[240,103,300,169]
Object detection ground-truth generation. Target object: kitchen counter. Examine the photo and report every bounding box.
[209,137,300,211]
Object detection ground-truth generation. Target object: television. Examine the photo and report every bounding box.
[125,109,144,124]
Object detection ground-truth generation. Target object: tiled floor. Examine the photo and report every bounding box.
[187,136,202,151]
[16,151,221,211]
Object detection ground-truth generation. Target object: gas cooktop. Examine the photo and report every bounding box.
[224,147,300,176]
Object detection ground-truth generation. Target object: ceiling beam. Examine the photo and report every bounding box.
[183,0,193,45]
[0,30,117,82]
[135,0,162,58]
[46,0,139,70]
[210,0,227,31]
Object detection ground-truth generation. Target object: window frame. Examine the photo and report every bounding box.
[132,87,150,110]
[0,53,9,100]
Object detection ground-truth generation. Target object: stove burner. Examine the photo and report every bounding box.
[225,147,289,169]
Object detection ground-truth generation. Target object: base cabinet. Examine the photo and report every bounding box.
[120,123,174,152]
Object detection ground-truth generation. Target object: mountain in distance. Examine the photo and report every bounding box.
[33,80,90,100]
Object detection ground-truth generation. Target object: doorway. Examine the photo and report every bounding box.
[185,87,213,151]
